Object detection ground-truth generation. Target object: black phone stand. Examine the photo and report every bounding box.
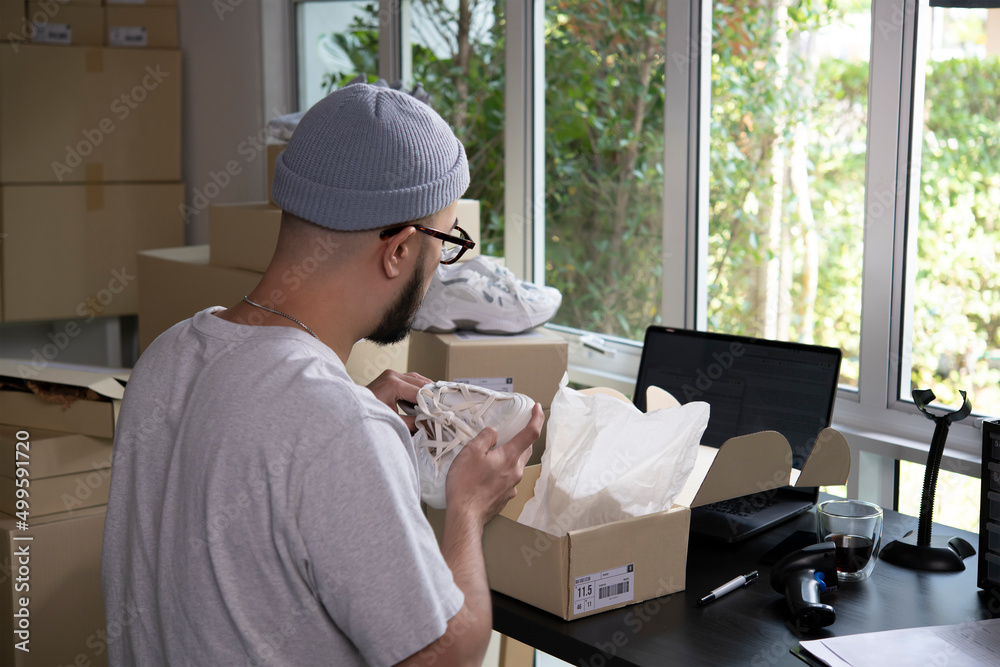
[879,389,976,571]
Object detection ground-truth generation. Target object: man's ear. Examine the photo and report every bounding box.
[379,227,417,278]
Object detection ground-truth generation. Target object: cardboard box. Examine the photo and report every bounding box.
[0,359,128,438]
[1,1,27,41]
[266,142,285,206]
[0,183,185,322]
[27,1,102,45]
[209,202,282,273]
[0,425,113,519]
[0,425,112,479]
[427,410,852,621]
[345,337,410,387]
[1,466,110,517]
[0,506,108,667]
[455,198,481,262]
[0,45,182,183]
[105,4,177,48]
[137,245,262,350]
[407,329,568,408]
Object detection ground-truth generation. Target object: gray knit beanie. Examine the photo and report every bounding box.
[272,83,470,231]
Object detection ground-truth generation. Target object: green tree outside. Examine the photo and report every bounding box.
[313,0,999,416]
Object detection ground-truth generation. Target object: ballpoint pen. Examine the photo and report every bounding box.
[697,570,758,606]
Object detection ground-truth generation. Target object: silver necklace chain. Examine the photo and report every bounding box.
[242,296,320,340]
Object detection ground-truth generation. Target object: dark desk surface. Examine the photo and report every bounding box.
[492,500,997,666]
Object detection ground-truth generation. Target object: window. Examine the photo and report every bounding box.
[706,3,870,389]
[294,0,507,252]
[295,1,378,112]
[902,4,1000,420]
[899,460,980,532]
[408,0,506,254]
[544,2,666,341]
[288,0,999,510]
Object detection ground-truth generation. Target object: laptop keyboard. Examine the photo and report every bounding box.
[703,494,782,517]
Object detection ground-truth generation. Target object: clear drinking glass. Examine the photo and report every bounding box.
[817,499,883,582]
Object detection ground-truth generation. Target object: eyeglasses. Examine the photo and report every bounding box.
[378,221,476,265]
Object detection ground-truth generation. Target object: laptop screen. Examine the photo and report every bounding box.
[633,327,842,469]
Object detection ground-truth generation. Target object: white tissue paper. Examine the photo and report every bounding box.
[517,377,709,536]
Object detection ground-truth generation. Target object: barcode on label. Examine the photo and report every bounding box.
[573,564,634,615]
[598,580,630,599]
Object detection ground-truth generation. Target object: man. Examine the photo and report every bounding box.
[102,82,543,666]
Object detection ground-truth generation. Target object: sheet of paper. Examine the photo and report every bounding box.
[799,618,1000,667]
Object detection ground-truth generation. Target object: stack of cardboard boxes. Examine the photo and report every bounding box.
[0,0,183,323]
[0,4,179,663]
[0,359,128,666]
[4,0,178,49]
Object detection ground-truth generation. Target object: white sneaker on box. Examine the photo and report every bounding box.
[413,381,535,509]
[412,257,562,335]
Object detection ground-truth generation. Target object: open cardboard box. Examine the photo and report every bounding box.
[0,360,129,438]
[427,386,851,621]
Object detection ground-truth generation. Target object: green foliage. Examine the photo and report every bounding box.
[911,56,1000,413]
[542,1,667,338]
[706,1,860,362]
[312,0,998,415]
[409,22,507,256]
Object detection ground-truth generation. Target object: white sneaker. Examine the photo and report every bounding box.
[413,381,535,509]
[412,257,562,335]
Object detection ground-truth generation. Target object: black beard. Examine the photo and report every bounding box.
[366,251,428,346]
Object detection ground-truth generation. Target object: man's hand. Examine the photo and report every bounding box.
[366,370,432,433]
[444,403,544,526]
[392,403,543,667]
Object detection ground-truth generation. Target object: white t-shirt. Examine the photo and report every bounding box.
[102,307,463,666]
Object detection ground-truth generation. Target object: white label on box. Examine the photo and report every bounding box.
[31,23,72,45]
[109,26,148,47]
[573,564,634,616]
[452,377,514,394]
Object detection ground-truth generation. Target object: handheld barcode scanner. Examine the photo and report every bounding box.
[770,542,839,630]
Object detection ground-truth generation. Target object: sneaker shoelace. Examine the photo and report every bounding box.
[482,263,520,296]
[415,384,500,478]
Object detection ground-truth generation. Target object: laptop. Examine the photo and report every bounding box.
[632,326,842,543]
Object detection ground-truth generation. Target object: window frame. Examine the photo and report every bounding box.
[280,0,990,506]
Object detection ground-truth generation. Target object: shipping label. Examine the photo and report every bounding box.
[573,564,634,615]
